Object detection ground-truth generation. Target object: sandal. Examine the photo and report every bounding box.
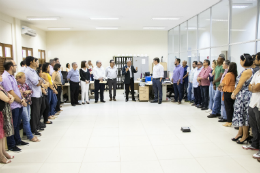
[45,121,53,124]
[48,116,55,120]
[30,136,40,142]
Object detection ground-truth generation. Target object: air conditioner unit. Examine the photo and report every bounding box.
[21,26,37,37]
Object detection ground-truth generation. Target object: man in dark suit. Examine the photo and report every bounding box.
[122,60,138,102]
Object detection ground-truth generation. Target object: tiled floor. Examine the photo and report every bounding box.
[1,90,260,173]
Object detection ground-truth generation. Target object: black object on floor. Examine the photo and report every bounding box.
[181,127,191,132]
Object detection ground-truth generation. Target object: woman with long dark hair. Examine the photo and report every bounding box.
[232,54,254,144]
[218,62,238,127]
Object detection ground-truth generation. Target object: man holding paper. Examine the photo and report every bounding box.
[93,60,106,103]
[122,60,138,102]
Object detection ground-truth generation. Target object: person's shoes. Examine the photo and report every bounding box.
[8,146,21,153]
[34,131,41,136]
[207,114,218,118]
[191,103,196,106]
[158,101,162,104]
[234,127,239,130]
[113,98,116,101]
[223,122,232,127]
[38,128,44,131]
[218,119,227,122]
[205,109,212,113]
[76,103,81,105]
[196,105,202,108]
[109,98,112,101]
[172,100,178,103]
[219,117,223,119]
[237,137,250,144]
[72,104,76,106]
[17,141,29,146]
[178,102,181,104]
[253,151,260,159]
[242,145,259,150]
[150,100,158,103]
[132,99,136,102]
[95,101,98,103]
[101,100,106,103]
[82,102,85,104]
[125,99,128,102]
[201,107,208,110]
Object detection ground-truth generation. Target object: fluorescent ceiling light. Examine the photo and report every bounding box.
[96,27,118,30]
[90,18,119,20]
[27,16,59,20]
[232,3,252,8]
[48,28,71,30]
[143,27,165,30]
[152,18,180,20]
[206,19,228,22]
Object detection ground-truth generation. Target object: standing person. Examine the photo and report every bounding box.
[197,59,212,110]
[251,55,259,74]
[188,61,197,103]
[93,61,106,103]
[53,58,64,85]
[218,60,230,122]
[49,59,55,76]
[66,63,71,72]
[218,62,237,127]
[208,60,216,113]
[20,61,26,72]
[52,64,62,112]
[207,54,225,118]
[16,72,40,142]
[24,57,43,135]
[2,60,28,152]
[67,62,80,106]
[171,58,184,104]
[88,60,94,81]
[106,60,118,101]
[151,57,164,104]
[192,61,203,107]
[245,52,260,158]
[232,54,254,144]
[122,60,138,102]
[80,61,90,104]
[182,60,190,102]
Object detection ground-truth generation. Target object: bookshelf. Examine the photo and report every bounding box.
[113,56,133,89]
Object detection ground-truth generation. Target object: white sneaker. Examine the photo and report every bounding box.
[242,145,258,150]
[253,151,260,159]
[206,109,212,113]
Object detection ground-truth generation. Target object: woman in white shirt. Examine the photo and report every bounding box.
[66,63,71,72]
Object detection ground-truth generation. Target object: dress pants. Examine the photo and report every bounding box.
[224,92,235,122]
[193,86,201,105]
[40,95,49,123]
[212,90,221,115]
[248,107,260,149]
[70,81,80,105]
[94,80,105,101]
[81,81,89,103]
[22,105,33,140]
[125,78,135,100]
[200,86,209,109]
[107,79,117,98]
[152,79,162,102]
[55,86,62,112]
[209,82,215,110]
[30,97,41,133]
[173,83,183,102]
[7,107,23,149]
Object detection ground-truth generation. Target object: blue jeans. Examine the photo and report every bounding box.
[188,82,194,101]
[7,107,23,149]
[152,79,162,102]
[209,82,215,110]
[173,83,183,102]
[183,81,188,100]
[22,105,34,140]
[221,92,227,119]
[48,88,57,116]
[212,90,221,115]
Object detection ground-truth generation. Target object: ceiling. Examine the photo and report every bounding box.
[0,0,221,31]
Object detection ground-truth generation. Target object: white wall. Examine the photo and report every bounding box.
[46,31,168,72]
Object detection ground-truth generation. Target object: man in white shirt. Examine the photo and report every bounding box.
[106,60,118,101]
[188,61,197,103]
[20,60,26,72]
[243,53,260,160]
[151,57,164,104]
[192,61,203,107]
[93,60,106,103]
[49,59,55,76]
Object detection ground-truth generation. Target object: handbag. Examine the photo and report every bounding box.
[0,99,5,111]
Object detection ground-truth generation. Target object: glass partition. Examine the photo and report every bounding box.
[173,26,180,52]
[168,29,174,54]
[188,16,197,51]
[199,49,210,62]
[198,9,211,48]
[180,22,187,52]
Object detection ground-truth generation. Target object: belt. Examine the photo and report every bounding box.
[153,78,160,80]
[108,78,116,80]
[70,81,79,84]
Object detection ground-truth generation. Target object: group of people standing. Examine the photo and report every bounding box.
[0,56,63,164]
[172,53,260,162]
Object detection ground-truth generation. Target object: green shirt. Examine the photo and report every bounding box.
[214,65,224,87]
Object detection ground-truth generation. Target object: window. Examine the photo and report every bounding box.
[0,43,13,74]
[22,47,33,60]
[38,49,46,64]
[199,49,210,62]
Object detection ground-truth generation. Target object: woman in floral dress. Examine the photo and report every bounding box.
[232,54,254,144]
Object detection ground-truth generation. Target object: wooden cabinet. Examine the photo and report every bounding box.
[139,86,149,101]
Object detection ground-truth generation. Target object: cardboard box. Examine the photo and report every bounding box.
[139,86,149,101]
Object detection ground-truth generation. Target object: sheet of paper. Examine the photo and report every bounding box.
[5,47,11,57]
[142,59,145,64]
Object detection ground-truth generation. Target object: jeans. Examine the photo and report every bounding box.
[7,107,23,149]
[173,83,183,102]
[221,92,227,119]
[183,81,188,100]
[194,86,201,105]
[48,88,57,116]
[152,79,162,102]
[200,86,209,109]
[212,90,221,115]
[209,82,215,110]
[22,105,34,140]
[188,82,194,101]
